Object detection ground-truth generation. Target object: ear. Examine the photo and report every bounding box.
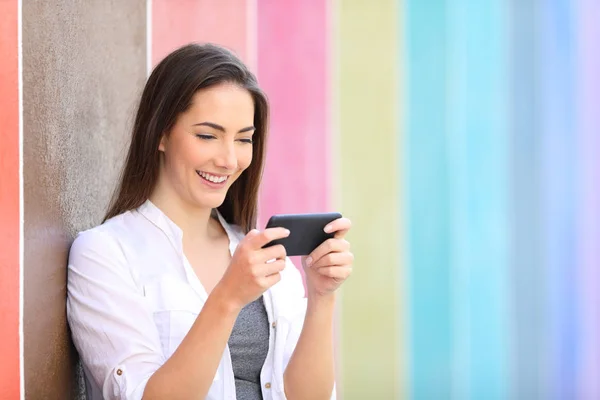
[158,134,167,152]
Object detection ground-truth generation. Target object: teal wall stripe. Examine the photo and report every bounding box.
[404,1,452,398]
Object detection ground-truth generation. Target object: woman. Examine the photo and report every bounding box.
[67,43,353,400]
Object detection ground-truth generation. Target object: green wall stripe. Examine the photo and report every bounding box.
[337,0,403,398]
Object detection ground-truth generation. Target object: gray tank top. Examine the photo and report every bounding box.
[228,296,270,400]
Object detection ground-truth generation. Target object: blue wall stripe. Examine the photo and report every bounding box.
[538,1,579,398]
[447,0,510,398]
[509,0,547,398]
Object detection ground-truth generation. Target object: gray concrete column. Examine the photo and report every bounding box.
[22,1,147,397]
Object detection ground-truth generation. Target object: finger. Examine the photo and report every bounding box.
[249,259,286,280]
[323,217,352,238]
[256,244,287,264]
[259,259,287,276]
[246,227,290,249]
[316,265,353,280]
[311,251,354,270]
[334,229,350,239]
[242,229,263,247]
[306,238,350,267]
[259,271,283,289]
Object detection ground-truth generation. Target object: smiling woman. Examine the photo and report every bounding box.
[66,43,353,400]
[103,44,268,233]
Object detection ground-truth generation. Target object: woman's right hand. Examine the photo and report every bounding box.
[215,227,290,310]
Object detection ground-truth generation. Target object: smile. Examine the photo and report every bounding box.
[196,171,229,184]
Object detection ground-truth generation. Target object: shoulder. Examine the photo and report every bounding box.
[72,211,125,246]
[67,211,155,298]
[69,210,140,268]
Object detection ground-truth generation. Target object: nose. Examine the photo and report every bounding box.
[215,141,237,171]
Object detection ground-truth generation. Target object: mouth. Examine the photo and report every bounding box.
[196,170,230,187]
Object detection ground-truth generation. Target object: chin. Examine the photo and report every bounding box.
[192,193,227,210]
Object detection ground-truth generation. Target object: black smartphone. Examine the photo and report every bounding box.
[263,212,342,256]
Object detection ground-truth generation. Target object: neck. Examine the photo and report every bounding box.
[149,186,218,243]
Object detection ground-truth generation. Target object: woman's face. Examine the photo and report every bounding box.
[158,82,255,210]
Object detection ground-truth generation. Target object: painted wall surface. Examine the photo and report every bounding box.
[337,1,402,398]
[152,0,250,66]
[1,1,598,399]
[575,1,600,397]
[256,0,330,222]
[405,1,461,397]
[22,1,147,398]
[0,0,21,398]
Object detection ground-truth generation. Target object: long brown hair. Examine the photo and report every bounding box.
[104,43,268,232]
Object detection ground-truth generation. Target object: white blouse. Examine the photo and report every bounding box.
[67,200,332,400]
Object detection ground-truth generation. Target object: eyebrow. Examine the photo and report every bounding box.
[193,121,255,133]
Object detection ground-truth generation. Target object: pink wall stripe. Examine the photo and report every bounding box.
[152,0,249,66]
[256,0,331,223]
[576,0,600,397]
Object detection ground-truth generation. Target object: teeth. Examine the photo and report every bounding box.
[198,171,227,183]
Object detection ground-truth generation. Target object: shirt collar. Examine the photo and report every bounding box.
[137,200,240,254]
[213,209,241,255]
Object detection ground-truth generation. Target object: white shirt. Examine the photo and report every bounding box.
[67,200,332,400]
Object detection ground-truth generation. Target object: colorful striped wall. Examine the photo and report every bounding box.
[150,0,600,398]
[1,0,599,398]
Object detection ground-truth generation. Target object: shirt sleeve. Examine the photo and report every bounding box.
[67,229,165,400]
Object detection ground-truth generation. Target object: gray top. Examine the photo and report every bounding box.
[228,296,270,400]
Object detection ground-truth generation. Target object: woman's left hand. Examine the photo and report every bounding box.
[302,217,353,298]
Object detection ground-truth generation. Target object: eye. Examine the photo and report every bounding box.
[238,138,253,144]
[196,134,216,140]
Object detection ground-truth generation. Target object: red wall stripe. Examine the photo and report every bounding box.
[0,0,21,397]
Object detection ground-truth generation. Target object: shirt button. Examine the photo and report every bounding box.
[265,382,272,389]
[116,369,123,376]
[272,321,277,328]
